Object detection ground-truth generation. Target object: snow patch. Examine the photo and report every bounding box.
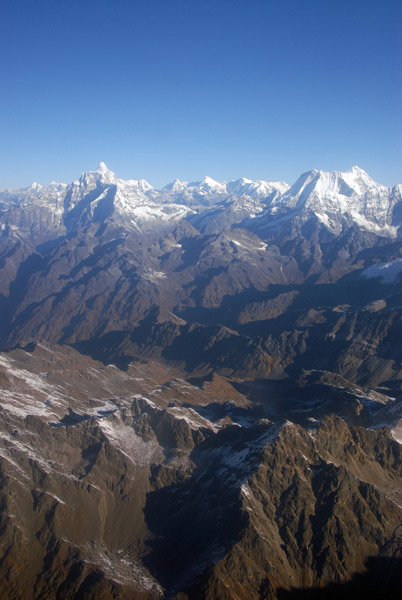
[99,418,163,466]
[362,259,402,284]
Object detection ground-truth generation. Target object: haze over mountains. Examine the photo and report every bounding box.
[0,164,401,599]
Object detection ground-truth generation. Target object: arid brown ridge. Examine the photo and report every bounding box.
[0,165,401,598]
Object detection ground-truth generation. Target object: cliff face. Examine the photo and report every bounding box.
[1,166,401,387]
[0,165,402,598]
[0,345,401,599]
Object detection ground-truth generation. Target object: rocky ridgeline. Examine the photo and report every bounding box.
[0,345,401,599]
[0,165,402,598]
[0,166,401,388]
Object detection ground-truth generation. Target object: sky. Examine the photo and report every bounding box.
[1,0,401,189]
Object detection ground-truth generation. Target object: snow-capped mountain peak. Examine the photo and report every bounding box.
[93,162,117,184]
[133,178,154,193]
[197,176,227,193]
[28,181,43,191]
[120,178,154,194]
[341,165,384,195]
[274,166,399,236]
[75,162,118,188]
[226,177,289,198]
[284,166,385,207]
[74,164,154,196]
[163,179,188,193]
[1,165,400,239]
[96,161,110,175]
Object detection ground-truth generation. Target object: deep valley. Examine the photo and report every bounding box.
[0,164,401,599]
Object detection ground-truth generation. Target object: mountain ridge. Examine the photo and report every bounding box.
[1,165,401,247]
[0,163,393,196]
[1,162,402,599]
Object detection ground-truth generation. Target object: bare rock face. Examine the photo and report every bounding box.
[237,291,300,324]
[0,166,402,598]
[178,417,402,599]
[0,345,401,599]
[0,165,401,388]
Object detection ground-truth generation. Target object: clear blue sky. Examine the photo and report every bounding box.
[1,0,401,188]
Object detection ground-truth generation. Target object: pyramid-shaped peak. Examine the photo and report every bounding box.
[201,175,219,185]
[27,181,43,191]
[288,166,384,199]
[347,165,369,175]
[163,178,188,191]
[340,165,384,192]
[89,162,117,184]
[74,162,118,187]
[96,162,111,174]
[198,176,226,191]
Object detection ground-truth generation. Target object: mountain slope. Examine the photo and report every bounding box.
[0,164,402,598]
[0,344,401,599]
[1,164,401,352]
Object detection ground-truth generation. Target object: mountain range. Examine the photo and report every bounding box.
[0,164,401,599]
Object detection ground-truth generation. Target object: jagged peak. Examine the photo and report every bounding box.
[286,166,385,201]
[341,165,383,191]
[93,162,117,182]
[75,162,118,186]
[347,165,367,175]
[200,175,223,186]
[190,176,227,192]
[135,178,154,192]
[163,178,188,192]
[96,161,111,175]
[27,181,43,191]
[229,177,253,186]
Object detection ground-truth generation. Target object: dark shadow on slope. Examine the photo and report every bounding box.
[0,252,47,346]
[69,306,166,369]
[276,555,402,600]
[92,185,116,223]
[57,236,124,281]
[62,183,112,231]
[49,408,117,428]
[356,238,402,262]
[8,252,47,303]
[172,235,215,273]
[35,235,67,255]
[182,266,228,307]
[0,293,12,348]
[177,284,295,328]
[161,324,251,372]
[377,379,402,394]
[375,310,402,362]
[231,379,310,422]
[230,377,385,427]
[7,238,128,346]
[143,422,275,597]
[71,331,135,369]
[176,273,392,330]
